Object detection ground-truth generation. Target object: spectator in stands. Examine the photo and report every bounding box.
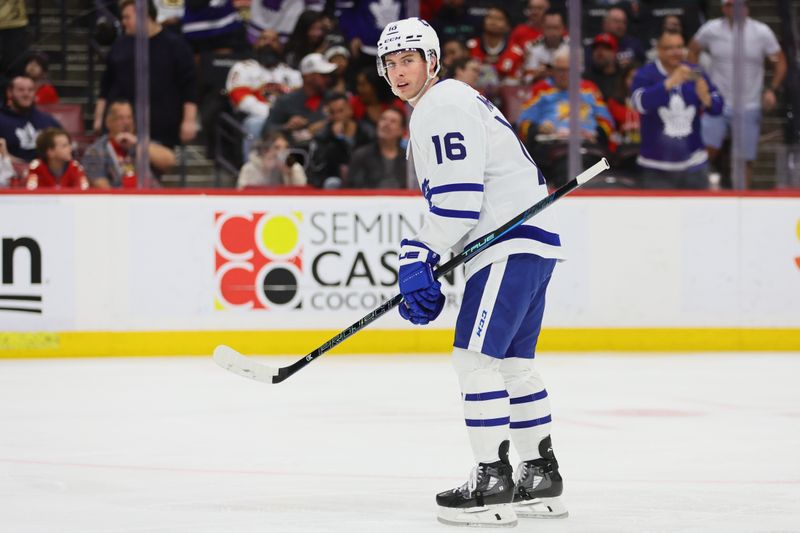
[452,56,482,90]
[153,0,185,33]
[522,10,568,84]
[226,29,302,159]
[351,67,405,129]
[308,91,374,188]
[237,131,307,188]
[440,38,470,75]
[182,0,248,55]
[0,0,29,78]
[249,0,324,44]
[324,45,353,93]
[283,10,329,70]
[263,52,335,145]
[510,0,548,46]
[500,0,549,79]
[81,100,176,188]
[24,128,89,190]
[688,0,787,188]
[23,52,58,105]
[631,30,724,189]
[466,5,515,85]
[646,15,682,62]
[433,0,482,44]
[585,33,623,104]
[95,0,198,149]
[606,63,642,176]
[601,6,646,69]
[348,107,407,189]
[0,138,17,187]
[0,75,61,163]
[337,0,406,76]
[517,48,615,186]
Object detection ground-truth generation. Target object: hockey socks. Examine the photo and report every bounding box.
[453,348,510,463]
[500,357,553,461]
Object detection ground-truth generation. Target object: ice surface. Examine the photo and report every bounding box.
[1,353,799,532]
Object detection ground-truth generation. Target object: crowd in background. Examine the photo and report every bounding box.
[0,0,789,191]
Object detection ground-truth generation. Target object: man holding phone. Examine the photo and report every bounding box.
[630,29,724,189]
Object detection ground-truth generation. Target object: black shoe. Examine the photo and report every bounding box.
[513,435,563,501]
[436,440,517,527]
[512,435,568,518]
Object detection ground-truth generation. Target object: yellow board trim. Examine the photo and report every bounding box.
[1,328,799,358]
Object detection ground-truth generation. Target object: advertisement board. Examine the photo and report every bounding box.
[0,192,798,356]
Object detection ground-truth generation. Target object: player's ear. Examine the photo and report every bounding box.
[429,53,439,76]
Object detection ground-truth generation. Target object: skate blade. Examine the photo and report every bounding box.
[437,503,518,528]
[513,497,568,519]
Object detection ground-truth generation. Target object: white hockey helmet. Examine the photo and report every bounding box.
[376,17,441,82]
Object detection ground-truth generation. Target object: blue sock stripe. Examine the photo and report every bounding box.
[509,389,548,405]
[509,415,552,429]
[464,390,509,401]
[465,416,510,427]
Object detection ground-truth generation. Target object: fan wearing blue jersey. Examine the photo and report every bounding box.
[377,17,568,528]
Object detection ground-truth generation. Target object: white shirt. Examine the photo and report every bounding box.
[693,17,780,110]
[523,38,569,73]
[408,79,564,279]
[225,60,302,116]
[153,0,184,23]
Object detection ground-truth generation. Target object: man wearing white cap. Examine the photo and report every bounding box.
[376,17,567,527]
[688,0,786,187]
[263,52,337,145]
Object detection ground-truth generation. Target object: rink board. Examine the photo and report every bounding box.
[1,191,799,356]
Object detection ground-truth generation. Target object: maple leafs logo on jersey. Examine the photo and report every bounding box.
[369,0,401,29]
[658,93,695,139]
[15,123,38,150]
[421,178,433,210]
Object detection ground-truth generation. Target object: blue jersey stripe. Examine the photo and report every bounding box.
[429,183,485,195]
[510,390,548,405]
[465,416,511,427]
[431,206,481,220]
[464,390,509,401]
[465,224,561,253]
[509,415,552,429]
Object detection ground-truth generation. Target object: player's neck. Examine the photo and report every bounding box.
[408,76,439,108]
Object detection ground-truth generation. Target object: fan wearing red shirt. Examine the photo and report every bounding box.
[466,6,516,83]
[25,128,89,190]
[24,52,60,105]
[499,0,550,79]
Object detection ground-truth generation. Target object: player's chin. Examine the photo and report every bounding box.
[393,83,411,100]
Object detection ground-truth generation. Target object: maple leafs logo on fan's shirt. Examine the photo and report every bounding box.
[370,0,401,29]
[658,93,695,139]
[15,123,38,150]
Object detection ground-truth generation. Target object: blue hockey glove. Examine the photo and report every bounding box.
[399,281,445,325]
[398,239,445,324]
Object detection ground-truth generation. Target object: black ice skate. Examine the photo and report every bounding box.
[512,435,568,518]
[436,440,517,527]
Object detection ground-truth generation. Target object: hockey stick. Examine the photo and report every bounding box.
[214,157,610,384]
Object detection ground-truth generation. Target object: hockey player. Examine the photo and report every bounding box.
[377,17,568,527]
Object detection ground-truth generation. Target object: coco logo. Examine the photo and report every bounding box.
[215,212,303,310]
[1,237,43,314]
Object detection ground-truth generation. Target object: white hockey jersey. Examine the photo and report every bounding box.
[225,60,302,116]
[408,79,564,278]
